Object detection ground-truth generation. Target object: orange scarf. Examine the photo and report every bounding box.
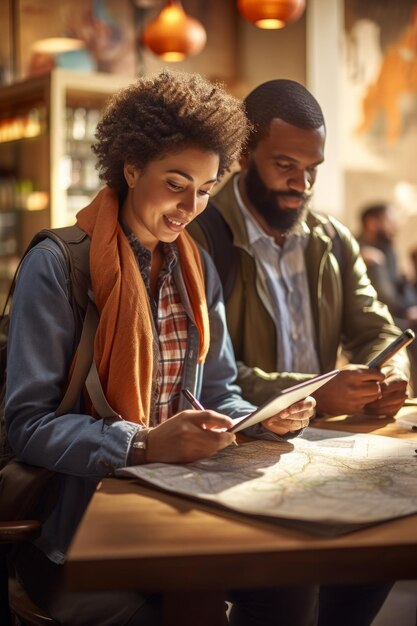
[76,187,209,426]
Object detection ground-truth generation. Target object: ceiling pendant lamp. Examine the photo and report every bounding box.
[141,0,207,62]
[237,0,306,29]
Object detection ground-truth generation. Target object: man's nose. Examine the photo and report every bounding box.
[289,171,311,193]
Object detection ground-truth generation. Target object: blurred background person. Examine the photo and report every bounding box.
[358,202,417,393]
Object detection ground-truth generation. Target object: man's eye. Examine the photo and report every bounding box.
[275,162,291,170]
[198,189,211,197]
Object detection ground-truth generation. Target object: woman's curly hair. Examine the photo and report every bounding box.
[92,70,249,198]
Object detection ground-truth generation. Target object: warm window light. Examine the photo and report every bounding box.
[237,0,306,29]
[141,0,207,61]
[31,37,85,54]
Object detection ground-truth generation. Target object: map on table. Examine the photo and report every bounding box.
[116,428,417,535]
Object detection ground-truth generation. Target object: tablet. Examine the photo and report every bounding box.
[229,369,339,433]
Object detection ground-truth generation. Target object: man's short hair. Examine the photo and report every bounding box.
[360,203,389,226]
[244,79,325,148]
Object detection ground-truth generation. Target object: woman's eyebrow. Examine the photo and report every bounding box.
[166,169,217,184]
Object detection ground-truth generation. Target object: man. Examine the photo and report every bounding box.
[358,202,417,392]
[188,79,409,417]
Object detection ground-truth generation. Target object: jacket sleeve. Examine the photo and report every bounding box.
[236,363,316,407]
[5,241,139,480]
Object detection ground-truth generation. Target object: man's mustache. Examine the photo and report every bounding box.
[273,190,309,202]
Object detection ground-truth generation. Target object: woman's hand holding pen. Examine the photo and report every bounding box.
[142,390,315,464]
[262,396,316,435]
[146,410,237,464]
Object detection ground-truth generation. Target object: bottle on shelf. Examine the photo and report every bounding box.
[72,107,87,141]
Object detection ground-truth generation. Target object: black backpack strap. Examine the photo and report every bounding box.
[33,225,91,315]
[8,226,118,419]
[195,202,238,302]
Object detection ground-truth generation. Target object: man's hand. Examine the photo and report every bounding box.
[146,410,236,464]
[262,396,316,435]
[312,364,385,416]
[364,366,408,417]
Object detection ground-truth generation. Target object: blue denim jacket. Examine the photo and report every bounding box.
[5,238,277,564]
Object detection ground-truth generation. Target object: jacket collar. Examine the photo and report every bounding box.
[212,173,251,252]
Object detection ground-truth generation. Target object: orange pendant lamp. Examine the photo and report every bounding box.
[141,0,207,62]
[237,0,306,29]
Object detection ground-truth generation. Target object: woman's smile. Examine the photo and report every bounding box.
[163,214,188,231]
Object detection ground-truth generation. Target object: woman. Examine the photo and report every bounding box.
[6,71,315,625]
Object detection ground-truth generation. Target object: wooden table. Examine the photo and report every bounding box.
[66,409,417,626]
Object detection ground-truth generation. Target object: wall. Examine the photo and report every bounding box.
[237,12,306,92]
[307,0,344,219]
[341,0,417,269]
[0,0,306,98]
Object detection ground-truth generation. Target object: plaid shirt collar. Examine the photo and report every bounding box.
[121,222,179,318]
[121,222,178,277]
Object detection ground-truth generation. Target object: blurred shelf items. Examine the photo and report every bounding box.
[0,68,131,307]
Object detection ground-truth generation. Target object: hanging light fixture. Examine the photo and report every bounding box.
[237,0,306,29]
[141,0,207,62]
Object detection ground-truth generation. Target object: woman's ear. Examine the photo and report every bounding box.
[124,163,140,189]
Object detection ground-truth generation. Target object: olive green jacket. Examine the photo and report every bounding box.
[188,174,409,406]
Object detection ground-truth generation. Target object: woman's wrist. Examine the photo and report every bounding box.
[128,428,151,465]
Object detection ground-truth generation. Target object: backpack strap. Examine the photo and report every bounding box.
[194,202,238,302]
[9,226,118,419]
[55,299,119,419]
[33,225,91,317]
[41,227,118,419]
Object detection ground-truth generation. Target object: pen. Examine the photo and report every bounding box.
[181,388,238,446]
[182,388,205,410]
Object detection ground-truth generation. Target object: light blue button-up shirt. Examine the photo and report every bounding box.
[234,176,320,374]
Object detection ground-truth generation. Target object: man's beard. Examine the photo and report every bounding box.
[375,228,393,246]
[244,160,308,232]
